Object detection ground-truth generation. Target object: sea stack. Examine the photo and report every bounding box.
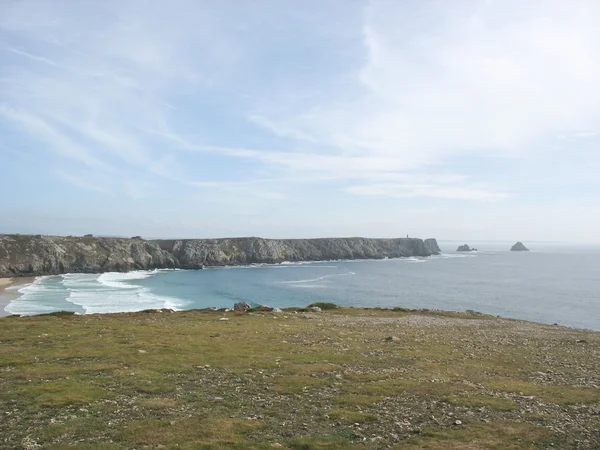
[510,242,529,251]
[457,244,477,252]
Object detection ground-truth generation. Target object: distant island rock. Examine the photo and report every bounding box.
[510,242,529,251]
[0,234,441,278]
[457,244,477,252]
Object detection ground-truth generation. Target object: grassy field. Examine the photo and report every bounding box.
[0,307,598,449]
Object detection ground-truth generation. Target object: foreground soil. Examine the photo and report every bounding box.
[0,307,598,449]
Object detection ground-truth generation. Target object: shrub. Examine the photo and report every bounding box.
[307,302,338,310]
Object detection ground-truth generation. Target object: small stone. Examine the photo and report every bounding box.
[310,306,322,312]
[271,444,283,448]
[384,336,401,343]
[576,339,587,344]
[137,349,147,353]
[454,420,462,425]
[219,318,229,321]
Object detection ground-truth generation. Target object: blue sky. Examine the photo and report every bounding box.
[1,0,600,242]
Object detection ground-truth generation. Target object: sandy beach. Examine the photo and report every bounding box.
[0,277,35,317]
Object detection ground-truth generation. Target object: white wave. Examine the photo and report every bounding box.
[435,253,479,259]
[5,284,26,291]
[214,263,339,270]
[6,271,188,316]
[5,276,66,315]
[277,272,355,285]
[62,271,185,314]
[65,287,185,314]
[16,276,52,295]
[97,270,158,289]
[404,257,427,263]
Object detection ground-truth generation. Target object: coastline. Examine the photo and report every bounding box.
[0,277,35,317]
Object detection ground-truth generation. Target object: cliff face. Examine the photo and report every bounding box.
[160,237,439,269]
[0,235,177,277]
[0,235,441,277]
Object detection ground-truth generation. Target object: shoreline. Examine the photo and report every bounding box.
[0,277,35,317]
[1,302,596,332]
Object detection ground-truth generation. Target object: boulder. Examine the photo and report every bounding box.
[510,242,529,251]
[259,305,274,312]
[233,302,251,312]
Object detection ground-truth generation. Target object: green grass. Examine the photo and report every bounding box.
[400,421,553,449]
[0,307,598,449]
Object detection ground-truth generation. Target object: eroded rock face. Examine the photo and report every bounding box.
[0,235,442,277]
[161,237,441,268]
[424,238,442,255]
[510,242,529,251]
[0,235,176,277]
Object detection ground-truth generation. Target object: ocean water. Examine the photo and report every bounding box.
[3,241,600,330]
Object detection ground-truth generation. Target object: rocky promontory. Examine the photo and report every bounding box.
[510,242,529,251]
[0,235,441,277]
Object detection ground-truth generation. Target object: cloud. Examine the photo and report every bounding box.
[251,0,600,165]
[1,0,600,236]
[345,183,511,201]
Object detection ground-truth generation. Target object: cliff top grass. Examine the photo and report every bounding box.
[1,307,599,449]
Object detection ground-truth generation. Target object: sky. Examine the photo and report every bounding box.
[1,0,600,242]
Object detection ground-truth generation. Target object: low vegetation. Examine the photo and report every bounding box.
[0,307,598,449]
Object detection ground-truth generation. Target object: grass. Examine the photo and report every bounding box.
[1,307,598,449]
[401,421,554,449]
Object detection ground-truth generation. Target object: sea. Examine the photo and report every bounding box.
[2,241,599,331]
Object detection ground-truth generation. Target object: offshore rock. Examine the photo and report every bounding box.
[457,244,477,252]
[510,242,529,252]
[0,235,441,278]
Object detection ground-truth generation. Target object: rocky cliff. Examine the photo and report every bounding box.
[0,235,441,277]
[0,235,177,277]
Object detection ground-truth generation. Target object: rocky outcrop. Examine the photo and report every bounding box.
[424,238,441,255]
[457,244,477,252]
[0,235,177,277]
[0,235,441,277]
[511,242,529,251]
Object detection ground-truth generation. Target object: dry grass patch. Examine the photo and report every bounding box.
[400,421,552,449]
[26,380,110,407]
[116,416,262,449]
[485,379,600,405]
[272,375,329,395]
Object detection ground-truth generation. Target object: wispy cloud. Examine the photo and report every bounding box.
[1,0,600,239]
